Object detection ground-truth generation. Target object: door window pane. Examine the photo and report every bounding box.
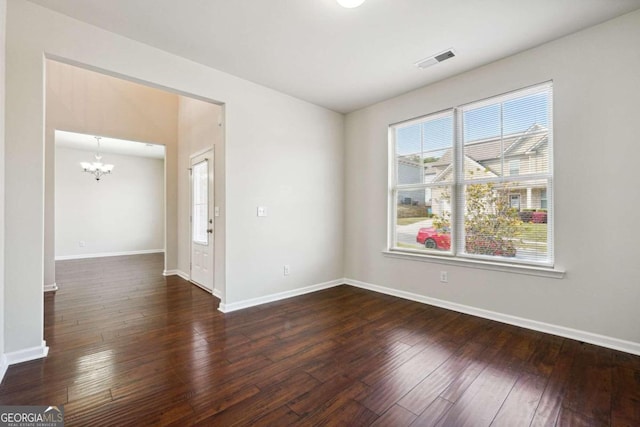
[192,160,208,245]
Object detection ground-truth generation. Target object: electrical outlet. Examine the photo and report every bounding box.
[440,271,448,283]
[79,240,86,248]
[284,265,290,276]
[257,206,267,217]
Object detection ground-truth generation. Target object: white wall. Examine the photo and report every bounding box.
[4,0,344,354]
[177,97,225,295]
[345,10,640,346]
[55,147,164,258]
[0,0,7,378]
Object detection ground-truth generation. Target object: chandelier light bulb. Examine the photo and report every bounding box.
[337,0,366,8]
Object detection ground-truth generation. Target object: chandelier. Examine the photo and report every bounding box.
[80,136,114,181]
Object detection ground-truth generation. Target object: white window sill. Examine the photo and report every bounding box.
[382,250,565,279]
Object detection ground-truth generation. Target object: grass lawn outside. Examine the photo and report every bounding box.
[396,242,425,250]
[518,222,548,243]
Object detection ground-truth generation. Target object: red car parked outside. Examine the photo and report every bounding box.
[416,227,451,250]
[416,226,516,257]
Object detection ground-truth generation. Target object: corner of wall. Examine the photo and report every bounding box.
[0,0,7,383]
[4,341,49,366]
[0,355,7,384]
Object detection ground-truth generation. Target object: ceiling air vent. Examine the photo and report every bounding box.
[415,49,456,69]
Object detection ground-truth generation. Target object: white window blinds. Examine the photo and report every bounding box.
[390,82,553,266]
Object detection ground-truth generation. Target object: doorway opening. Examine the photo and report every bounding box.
[54,131,166,263]
[44,58,226,311]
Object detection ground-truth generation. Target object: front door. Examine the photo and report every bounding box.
[190,150,214,291]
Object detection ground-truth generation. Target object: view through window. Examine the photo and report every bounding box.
[390,82,553,266]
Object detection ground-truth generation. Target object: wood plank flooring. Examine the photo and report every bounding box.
[0,254,638,426]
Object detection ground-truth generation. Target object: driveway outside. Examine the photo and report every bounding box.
[396,218,433,248]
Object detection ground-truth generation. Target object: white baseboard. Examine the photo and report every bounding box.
[55,249,164,261]
[344,278,640,356]
[163,269,190,281]
[218,279,344,313]
[0,354,7,384]
[43,283,59,292]
[5,341,49,366]
[213,288,223,300]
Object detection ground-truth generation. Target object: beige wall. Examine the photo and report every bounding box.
[45,60,179,286]
[5,0,344,354]
[345,10,640,345]
[177,97,225,295]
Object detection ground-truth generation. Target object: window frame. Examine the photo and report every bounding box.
[388,81,554,269]
[388,109,456,257]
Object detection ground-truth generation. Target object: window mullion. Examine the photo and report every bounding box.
[396,183,435,191]
[500,101,504,178]
[453,107,464,256]
[420,119,425,184]
[546,177,554,262]
[460,173,551,187]
[388,127,397,251]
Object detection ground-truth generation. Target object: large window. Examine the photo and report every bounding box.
[390,82,553,266]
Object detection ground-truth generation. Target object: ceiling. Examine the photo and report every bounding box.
[55,130,165,159]
[28,0,640,113]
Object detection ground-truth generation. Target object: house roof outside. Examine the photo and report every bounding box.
[430,124,548,168]
[397,124,549,186]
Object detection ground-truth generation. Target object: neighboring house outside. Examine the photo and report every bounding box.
[397,157,427,208]
[428,124,549,217]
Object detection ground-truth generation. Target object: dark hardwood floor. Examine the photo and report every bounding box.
[0,254,638,426]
